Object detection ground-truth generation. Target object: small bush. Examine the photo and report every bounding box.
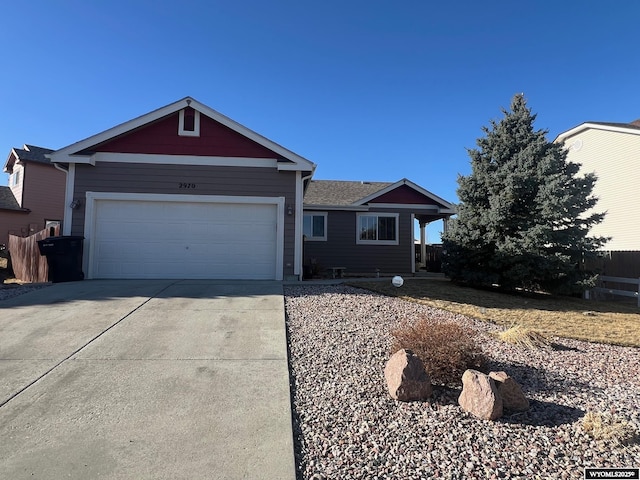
[582,411,639,445]
[390,317,487,386]
[498,324,551,350]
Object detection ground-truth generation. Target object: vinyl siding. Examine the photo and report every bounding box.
[21,163,66,225]
[71,162,297,276]
[1,163,65,245]
[562,129,640,251]
[303,209,413,275]
[9,163,25,207]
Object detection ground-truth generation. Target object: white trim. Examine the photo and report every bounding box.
[368,203,440,210]
[368,203,457,215]
[411,213,416,274]
[555,122,640,143]
[303,211,328,241]
[356,212,399,246]
[178,109,200,137]
[62,164,75,235]
[294,171,302,276]
[354,178,455,210]
[49,96,317,172]
[277,162,310,171]
[303,204,369,211]
[90,152,279,168]
[83,192,285,280]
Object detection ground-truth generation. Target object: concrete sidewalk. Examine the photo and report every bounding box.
[0,280,295,480]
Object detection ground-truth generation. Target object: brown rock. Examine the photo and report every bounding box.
[489,371,530,412]
[384,349,432,401]
[458,369,503,420]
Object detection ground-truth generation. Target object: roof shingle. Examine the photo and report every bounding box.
[0,186,25,211]
[303,180,392,206]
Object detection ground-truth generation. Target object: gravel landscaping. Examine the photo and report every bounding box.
[0,283,50,301]
[285,284,640,479]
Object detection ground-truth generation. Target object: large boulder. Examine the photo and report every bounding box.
[458,369,503,420]
[489,371,529,412]
[384,349,433,401]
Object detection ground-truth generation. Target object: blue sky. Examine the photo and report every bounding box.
[2,1,640,242]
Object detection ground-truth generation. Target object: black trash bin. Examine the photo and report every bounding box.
[37,236,85,283]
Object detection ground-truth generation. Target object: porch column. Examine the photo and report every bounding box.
[420,221,427,269]
[443,217,449,235]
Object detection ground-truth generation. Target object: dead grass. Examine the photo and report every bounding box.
[353,279,640,347]
[582,411,639,445]
[498,324,552,350]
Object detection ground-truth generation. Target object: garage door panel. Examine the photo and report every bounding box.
[91,199,280,279]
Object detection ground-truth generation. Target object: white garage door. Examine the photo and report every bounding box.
[90,198,280,279]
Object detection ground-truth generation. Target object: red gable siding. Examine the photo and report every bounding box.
[370,185,441,206]
[83,109,282,158]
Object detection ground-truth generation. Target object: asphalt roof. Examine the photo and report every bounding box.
[585,121,640,130]
[0,186,25,211]
[13,145,54,164]
[303,180,392,206]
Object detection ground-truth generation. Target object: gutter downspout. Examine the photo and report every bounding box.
[52,161,74,236]
[295,172,314,281]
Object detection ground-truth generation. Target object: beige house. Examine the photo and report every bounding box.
[1,145,65,246]
[555,121,640,252]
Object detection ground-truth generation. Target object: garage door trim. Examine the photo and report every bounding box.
[83,192,285,280]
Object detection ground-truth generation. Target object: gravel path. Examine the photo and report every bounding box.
[285,284,640,479]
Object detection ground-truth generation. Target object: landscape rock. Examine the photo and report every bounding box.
[458,369,503,420]
[384,349,433,401]
[489,371,530,412]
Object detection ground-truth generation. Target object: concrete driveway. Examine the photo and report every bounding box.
[0,280,295,480]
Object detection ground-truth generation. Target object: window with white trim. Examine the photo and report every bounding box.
[356,213,399,245]
[10,171,20,186]
[178,108,200,137]
[303,212,327,241]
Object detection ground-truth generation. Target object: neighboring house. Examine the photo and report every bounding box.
[303,179,455,275]
[48,97,455,280]
[1,145,65,246]
[555,120,640,251]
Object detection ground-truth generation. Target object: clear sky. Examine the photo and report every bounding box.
[2,1,639,242]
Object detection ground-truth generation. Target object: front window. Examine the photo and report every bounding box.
[303,212,327,241]
[357,213,399,245]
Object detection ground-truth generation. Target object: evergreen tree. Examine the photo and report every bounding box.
[442,94,606,294]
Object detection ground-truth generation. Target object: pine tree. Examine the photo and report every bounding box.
[442,94,607,294]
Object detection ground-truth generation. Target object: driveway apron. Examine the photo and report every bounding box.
[0,280,295,480]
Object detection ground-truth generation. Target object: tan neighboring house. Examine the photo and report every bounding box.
[1,144,65,246]
[555,121,640,252]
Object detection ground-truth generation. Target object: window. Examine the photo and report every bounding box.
[178,108,200,137]
[303,212,327,241]
[10,171,20,186]
[356,213,399,245]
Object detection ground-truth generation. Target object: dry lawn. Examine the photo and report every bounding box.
[354,279,640,347]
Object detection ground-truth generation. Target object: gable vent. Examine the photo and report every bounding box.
[178,108,200,137]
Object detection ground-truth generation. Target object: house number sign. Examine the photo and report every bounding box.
[179,183,196,189]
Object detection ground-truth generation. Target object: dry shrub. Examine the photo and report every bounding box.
[582,411,639,445]
[498,324,551,350]
[390,317,487,386]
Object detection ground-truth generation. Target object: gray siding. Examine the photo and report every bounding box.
[303,209,413,275]
[72,162,297,276]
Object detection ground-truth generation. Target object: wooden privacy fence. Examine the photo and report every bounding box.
[8,226,59,283]
[583,251,640,279]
